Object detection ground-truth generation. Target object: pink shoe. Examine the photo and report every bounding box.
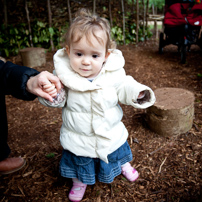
[68,180,87,202]
[121,162,139,182]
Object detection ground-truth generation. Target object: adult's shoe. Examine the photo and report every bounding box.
[0,157,26,175]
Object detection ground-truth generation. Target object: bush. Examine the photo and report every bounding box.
[0,19,152,56]
[0,21,67,57]
[111,23,153,45]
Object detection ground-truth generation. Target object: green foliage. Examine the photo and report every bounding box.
[45,153,55,158]
[127,0,165,10]
[0,23,29,56]
[0,20,68,56]
[111,22,153,45]
[111,10,153,45]
[0,15,152,56]
[111,26,124,43]
[197,73,202,77]
[149,0,165,9]
[31,20,64,50]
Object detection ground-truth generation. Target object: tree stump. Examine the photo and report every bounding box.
[146,88,195,136]
[20,47,46,68]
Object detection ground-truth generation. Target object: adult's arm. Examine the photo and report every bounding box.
[0,60,39,101]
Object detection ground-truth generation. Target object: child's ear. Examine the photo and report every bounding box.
[66,45,70,56]
[105,51,110,60]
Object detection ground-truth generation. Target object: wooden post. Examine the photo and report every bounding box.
[154,20,158,40]
[146,88,195,136]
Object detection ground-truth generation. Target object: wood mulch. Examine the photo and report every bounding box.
[0,38,202,202]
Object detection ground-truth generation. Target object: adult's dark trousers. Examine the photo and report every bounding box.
[0,94,11,161]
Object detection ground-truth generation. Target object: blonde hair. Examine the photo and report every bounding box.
[64,9,116,53]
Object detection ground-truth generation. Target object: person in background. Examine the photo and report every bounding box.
[0,59,61,175]
[39,9,156,202]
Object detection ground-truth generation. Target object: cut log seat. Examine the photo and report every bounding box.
[20,47,46,68]
[146,87,195,136]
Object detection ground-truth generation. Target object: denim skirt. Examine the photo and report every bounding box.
[59,141,132,185]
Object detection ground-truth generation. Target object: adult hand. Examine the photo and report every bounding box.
[26,71,62,102]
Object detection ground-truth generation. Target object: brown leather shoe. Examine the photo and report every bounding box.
[0,157,26,175]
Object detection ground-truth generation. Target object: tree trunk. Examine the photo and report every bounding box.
[109,0,112,27]
[132,0,135,15]
[136,0,139,43]
[3,0,7,27]
[152,4,155,15]
[67,0,72,25]
[142,0,145,39]
[47,0,54,51]
[93,0,96,15]
[25,0,33,47]
[145,0,149,32]
[121,0,125,44]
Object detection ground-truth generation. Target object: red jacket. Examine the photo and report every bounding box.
[164,2,202,26]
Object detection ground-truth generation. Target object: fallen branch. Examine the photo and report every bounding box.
[158,156,167,173]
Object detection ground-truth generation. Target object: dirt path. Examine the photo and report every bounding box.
[0,38,202,202]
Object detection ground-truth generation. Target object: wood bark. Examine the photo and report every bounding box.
[152,4,155,14]
[109,0,112,27]
[136,0,139,43]
[132,0,135,15]
[67,0,72,25]
[25,0,33,47]
[146,88,195,137]
[145,0,149,38]
[47,0,54,51]
[142,0,146,39]
[93,0,96,15]
[121,0,125,44]
[3,0,7,27]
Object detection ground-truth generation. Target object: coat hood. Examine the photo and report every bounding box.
[53,48,125,92]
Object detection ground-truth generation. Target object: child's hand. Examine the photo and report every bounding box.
[138,91,145,99]
[43,83,57,98]
[44,87,66,105]
[137,90,151,104]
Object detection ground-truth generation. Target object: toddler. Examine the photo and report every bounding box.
[39,9,156,202]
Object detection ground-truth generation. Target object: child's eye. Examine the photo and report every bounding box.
[92,54,98,58]
[76,53,82,56]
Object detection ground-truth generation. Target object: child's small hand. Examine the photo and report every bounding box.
[137,90,151,104]
[43,83,57,98]
[138,91,145,99]
[44,87,66,105]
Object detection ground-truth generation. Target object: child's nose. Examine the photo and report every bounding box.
[82,57,91,65]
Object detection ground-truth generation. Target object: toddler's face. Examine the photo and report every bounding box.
[66,30,109,79]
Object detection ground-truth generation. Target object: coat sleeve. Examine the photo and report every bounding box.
[116,70,156,109]
[0,60,39,100]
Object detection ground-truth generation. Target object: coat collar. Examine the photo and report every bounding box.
[53,48,125,91]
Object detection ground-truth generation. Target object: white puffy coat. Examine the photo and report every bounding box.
[39,48,156,163]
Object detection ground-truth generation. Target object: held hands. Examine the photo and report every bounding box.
[42,82,58,98]
[26,71,62,102]
[43,80,66,105]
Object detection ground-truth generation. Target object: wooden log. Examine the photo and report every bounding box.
[20,47,46,68]
[145,88,195,136]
